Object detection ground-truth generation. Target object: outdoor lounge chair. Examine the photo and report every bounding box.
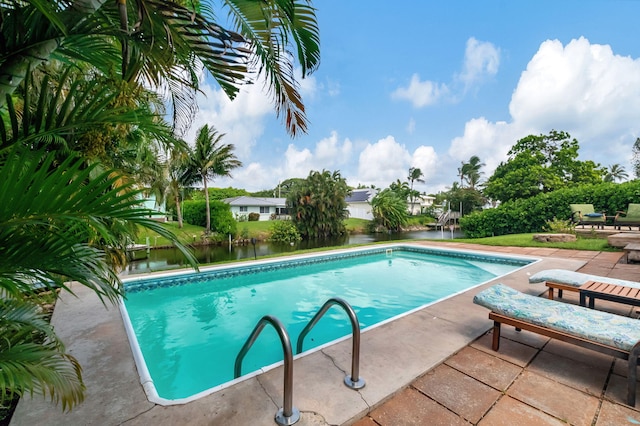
[570,203,606,228]
[473,283,640,406]
[529,269,640,300]
[615,204,640,231]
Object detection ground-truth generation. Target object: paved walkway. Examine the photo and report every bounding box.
[10,242,640,425]
[354,244,640,426]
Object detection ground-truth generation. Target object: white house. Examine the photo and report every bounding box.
[223,196,288,221]
[408,194,436,215]
[345,188,377,220]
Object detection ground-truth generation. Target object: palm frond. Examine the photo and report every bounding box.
[0,298,84,411]
[222,0,320,136]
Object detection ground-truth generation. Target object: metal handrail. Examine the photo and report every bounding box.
[234,315,300,426]
[296,297,366,390]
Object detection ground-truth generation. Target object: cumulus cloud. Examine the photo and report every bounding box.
[447,37,640,183]
[457,37,500,89]
[411,146,439,184]
[391,74,449,107]
[184,79,274,159]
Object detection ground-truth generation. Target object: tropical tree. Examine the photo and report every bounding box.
[633,138,640,179]
[184,125,242,234]
[459,156,485,190]
[604,164,629,183]
[370,189,409,231]
[407,167,425,214]
[0,0,320,136]
[484,130,605,202]
[287,170,351,239]
[0,146,198,410]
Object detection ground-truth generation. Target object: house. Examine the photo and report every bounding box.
[223,196,288,221]
[345,188,378,220]
[408,194,436,215]
[139,191,167,222]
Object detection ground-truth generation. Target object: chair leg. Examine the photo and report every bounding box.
[492,321,501,351]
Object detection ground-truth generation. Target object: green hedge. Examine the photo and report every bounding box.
[182,199,237,236]
[460,181,640,238]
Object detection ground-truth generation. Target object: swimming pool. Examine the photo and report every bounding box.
[120,244,533,403]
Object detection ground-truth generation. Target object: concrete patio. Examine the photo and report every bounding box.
[9,242,640,425]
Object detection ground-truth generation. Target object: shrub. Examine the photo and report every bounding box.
[182,199,237,236]
[248,212,260,221]
[270,220,301,243]
[460,181,640,238]
[544,217,575,234]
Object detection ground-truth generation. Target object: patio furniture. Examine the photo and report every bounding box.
[614,204,640,231]
[579,281,640,309]
[529,269,640,300]
[570,203,606,228]
[473,283,640,406]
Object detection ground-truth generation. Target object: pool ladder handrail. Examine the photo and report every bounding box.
[296,297,366,390]
[234,315,300,426]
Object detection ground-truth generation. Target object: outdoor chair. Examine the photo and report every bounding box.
[569,203,605,229]
[614,204,640,231]
[473,283,640,406]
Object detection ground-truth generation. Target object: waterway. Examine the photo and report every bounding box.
[123,229,463,276]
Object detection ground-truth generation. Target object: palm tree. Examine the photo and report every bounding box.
[0,0,320,136]
[371,189,409,232]
[185,125,242,234]
[460,156,485,189]
[604,164,629,183]
[287,170,350,239]
[407,167,425,215]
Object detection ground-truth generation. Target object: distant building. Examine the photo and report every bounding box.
[223,196,289,221]
[345,188,378,220]
[408,194,436,215]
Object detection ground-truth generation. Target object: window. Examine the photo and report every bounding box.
[260,206,270,214]
[239,206,248,212]
[276,207,289,215]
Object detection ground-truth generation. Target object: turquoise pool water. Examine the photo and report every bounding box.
[121,245,532,401]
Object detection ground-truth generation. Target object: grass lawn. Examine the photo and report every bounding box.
[450,233,616,251]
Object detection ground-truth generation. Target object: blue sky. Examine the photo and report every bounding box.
[187,1,640,194]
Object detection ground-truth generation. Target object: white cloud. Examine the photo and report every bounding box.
[391,74,449,107]
[184,79,274,159]
[357,136,411,187]
[446,37,640,184]
[411,146,439,185]
[457,37,500,89]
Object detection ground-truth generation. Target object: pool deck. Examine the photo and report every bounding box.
[10,241,640,425]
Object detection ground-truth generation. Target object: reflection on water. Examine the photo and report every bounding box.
[123,229,463,276]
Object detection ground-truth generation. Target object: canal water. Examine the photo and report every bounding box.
[123,229,463,275]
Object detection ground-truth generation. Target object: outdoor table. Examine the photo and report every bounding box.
[579,280,640,309]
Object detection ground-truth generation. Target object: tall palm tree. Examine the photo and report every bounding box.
[604,164,629,183]
[185,125,242,234]
[407,167,425,215]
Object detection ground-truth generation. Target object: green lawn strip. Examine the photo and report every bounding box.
[449,233,616,251]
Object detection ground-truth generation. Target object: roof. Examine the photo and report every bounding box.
[223,196,287,207]
[345,188,377,203]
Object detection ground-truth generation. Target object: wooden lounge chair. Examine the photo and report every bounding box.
[569,203,606,229]
[529,269,640,300]
[615,204,640,231]
[473,284,640,406]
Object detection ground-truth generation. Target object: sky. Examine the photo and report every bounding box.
[184,1,640,195]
